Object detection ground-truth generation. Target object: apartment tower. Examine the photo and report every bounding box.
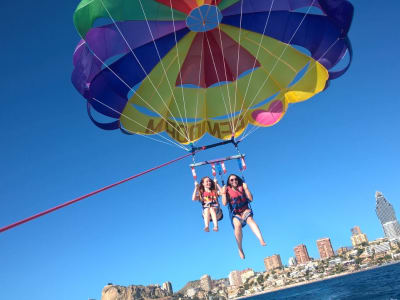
[294,244,310,264]
[316,238,335,259]
[264,254,283,271]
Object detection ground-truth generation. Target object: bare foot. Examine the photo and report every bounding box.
[239,249,245,259]
[260,241,266,246]
[204,226,210,232]
[213,226,219,232]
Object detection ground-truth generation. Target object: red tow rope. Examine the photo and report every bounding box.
[0,151,195,233]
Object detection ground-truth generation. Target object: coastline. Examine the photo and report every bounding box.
[235,261,400,299]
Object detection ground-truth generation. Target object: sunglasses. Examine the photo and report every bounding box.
[229,178,238,182]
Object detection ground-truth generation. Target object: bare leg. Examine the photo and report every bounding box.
[246,216,266,246]
[203,208,210,232]
[210,208,218,231]
[233,218,245,259]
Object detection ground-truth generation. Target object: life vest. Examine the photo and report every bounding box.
[201,190,219,208]
[227,186,249,215]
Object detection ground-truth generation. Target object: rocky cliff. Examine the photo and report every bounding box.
[102,284,173,300]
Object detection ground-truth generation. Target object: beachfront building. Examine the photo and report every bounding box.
[376,191,400,240]
[294,244,310,264]
[200,274,212,291]
[228,270,242,286]
[264,254,283,271]
[336,247,349,256]
[351,226,362,235]
[288,257,297,267]
[366,241,391,256]
[161,281,173,294]
[350,226,368,247]
[240,268,255,283]
[316,238,335,259]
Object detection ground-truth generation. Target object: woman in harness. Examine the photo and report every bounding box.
[222,174,266,259]
[192,176,223,232]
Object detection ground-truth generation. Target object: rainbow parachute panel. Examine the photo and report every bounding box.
[72,0,353,144]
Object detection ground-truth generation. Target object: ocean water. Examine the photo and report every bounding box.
[246,263,400,300]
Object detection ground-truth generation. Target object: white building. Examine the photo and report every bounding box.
[383,221,400,240]
[161,281,173,294]
[288,257,297,267]
[240,269,255,283]
[200,274,212,291]
[228,271,242,286]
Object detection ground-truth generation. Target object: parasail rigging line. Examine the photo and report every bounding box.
[136,0,191,141]
[92,97,189,151]
[233,0,276,133]
[95,0,191,142]
[240,37,341,142]
[167,0,191,140]
[236,0,316,137]
[0,150,205,234]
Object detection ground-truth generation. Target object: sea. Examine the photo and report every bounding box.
[245,263,400,300]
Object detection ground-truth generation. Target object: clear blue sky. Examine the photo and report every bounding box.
[1,1,399,299]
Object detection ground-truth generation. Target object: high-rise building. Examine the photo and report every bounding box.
[316,238,335,259]
[375,191,400,240]
[294,244,310,264]
[351,226,362,235]
[264,254,283,271]
[349,226,369,247]
[383,221,400,240]
[351,233,368,247]
[228,271,242,286]
[200,274,212,291]
[288,257,297,267]
[162,281,173,294]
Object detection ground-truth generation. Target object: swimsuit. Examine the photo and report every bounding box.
[201,190,223,221]
[227,186,253,227]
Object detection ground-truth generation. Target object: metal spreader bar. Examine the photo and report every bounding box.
[189,154,245,168]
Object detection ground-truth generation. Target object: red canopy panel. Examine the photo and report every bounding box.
[154,0,222,15]
[177,29,260,88]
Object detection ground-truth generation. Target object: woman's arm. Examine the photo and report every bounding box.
[192,182,200,201]
[221,185,228,206]
[214,179,223,195]
[243,182,253,202]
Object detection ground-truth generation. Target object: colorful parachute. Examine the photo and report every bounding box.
[72,0,353,144]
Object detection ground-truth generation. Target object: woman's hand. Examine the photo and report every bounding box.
[243,182,249,190]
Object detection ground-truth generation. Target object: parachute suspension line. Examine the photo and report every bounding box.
[235,0,317,139]
[0,151,199,234]
[191,33,205,146]
[136,0,191,142]
[232,138,246,182]
[215,162,226,186]
[239,37,341,143]
[78,34,188,142]
[91,97,189,151]
[190,143,198,184]
[97,0,191,143]
[167,0,191,141]
[215,14,235,130]
[203,32,236,134]
[233,0,276,133]
[232,0,245,136]
[195,5,235,133]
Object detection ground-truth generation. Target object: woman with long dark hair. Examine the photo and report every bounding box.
[222,174,266,259]
[192,176,222,232]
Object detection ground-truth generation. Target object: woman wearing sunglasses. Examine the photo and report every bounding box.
[222,174,266,259]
